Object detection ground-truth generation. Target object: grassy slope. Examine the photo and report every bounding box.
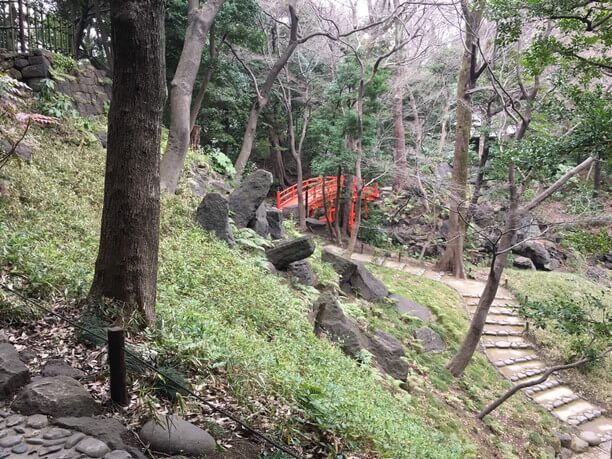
[505,269,611,408]
[367,266,561,459]
[0,121,468,458]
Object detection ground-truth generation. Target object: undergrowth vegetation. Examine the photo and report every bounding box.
[505,269,612,407]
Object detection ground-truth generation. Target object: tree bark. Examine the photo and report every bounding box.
[446,162,519,376]
[233,6,299,179]
[593,159,602,198]
[435,1,483,278]
[392,75,407,192]
[189,24,217,132]
[160,0,225,194]
[89,0,166,327]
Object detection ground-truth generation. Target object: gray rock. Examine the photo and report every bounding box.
[266,236,315,270]
[471,202,496,228]
[321,248,358,284]
[229,169,273,228]
[0,435,22,447]
[43,428,72,439]
[516,215,541,243]
[14,58,29,69]
[104,451,133,459]
[579,431,601,446]
[26,77,45,92]
[41,359,86,379]
[195,192,235,246]
[266,208,284,240]
[286,260,318,286]
[76,437,110,458]
[513,240,552,271]
[54,417,126,450]
[569,435,588,453]
[139,415,216,456]
[97,132,108,148]
[313,292,365,357]
[64,432,86,448]
[389,293,432,323]
[0,343,30,398]
[11,442,28,454]
[247,203,269,237]
[26,414,49,429]
[414,327,445,353]
[350,264,389,302]
[559,447,573,459]
[12,376,98,417]
[367,331,409,381]
[22,63,49,79]
[321,249,388,302]
[7,68,21,81]
[5,414,24,426]
[513,256,535,270]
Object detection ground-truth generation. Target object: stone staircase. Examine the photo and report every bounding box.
[326,245,612,458]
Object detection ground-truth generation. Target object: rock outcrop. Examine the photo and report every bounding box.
[286,260,318,286]
[322,249,389,302]
[196,192,235,246]
[266,207,284,240]
[266,236,315,270]
[0,342,30,398]
[389,293,432,323]
[413,327,446,353]
[228,170,273,228]
[139,415,216,456]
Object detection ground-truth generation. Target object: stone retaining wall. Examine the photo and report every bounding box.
[0,49,111,117]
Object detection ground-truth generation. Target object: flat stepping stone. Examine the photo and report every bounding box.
[466,298,518,307]
[485,319,526,327]
[540,393,581,411]
[485,348,537,362]
[493,354,540,367]
[552,399,603,423]
[524,379,562,395]
[487,314,525,324]
[531,385,576,403]
[483,329,524,337]
[509,367,549,382]
[483,341,533,350]
[499,361,546,379]
[467,306,517,316]
[578,417,612,443]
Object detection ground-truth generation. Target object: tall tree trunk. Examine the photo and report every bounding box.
[435,1,483,278]
[268,125,288,188]
[447,163,519,376]
[392,75,407,192]
[233,6,299,179]
[468,131,489,216]
[159,0,225,194]
[89,0,166,327]
[347,80,365,255]
[189,25,217,132]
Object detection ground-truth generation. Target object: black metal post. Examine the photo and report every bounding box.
[107,327,128,406]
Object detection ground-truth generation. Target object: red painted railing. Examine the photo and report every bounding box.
[276,176,379,231]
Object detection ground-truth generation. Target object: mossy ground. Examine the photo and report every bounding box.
[0,117,563,458]
[504,269,611,408]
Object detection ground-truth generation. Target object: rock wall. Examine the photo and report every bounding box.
[0,49,111,117]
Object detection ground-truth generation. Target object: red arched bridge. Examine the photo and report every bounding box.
[275,176,380,231]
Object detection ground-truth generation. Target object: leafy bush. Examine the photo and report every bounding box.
[562,228,612,255]
[51,53,78,75]
[38,79,77,118]
[204,146,235,178]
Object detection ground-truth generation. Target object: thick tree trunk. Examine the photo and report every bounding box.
[233,6,299,179]
[89,0,166,327]
[189,25,217,132]
[593,159,602,198]
[468,132,489,216]
[435,3,483,278]
[159,0,225,194]
[392,76,407,192]
[268,125,288,188]
[446,163,519,376]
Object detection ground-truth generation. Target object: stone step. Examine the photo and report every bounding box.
[466,305,518,316]
[483,324,526,334]
[465,298,519,308]
[487,314,525,324]
[508,366,548,382]
[538,393,581,412]
[552,399,604,424]
[523,379,563,395]
[483,340,533,350]
[499,360,546,379]
[483,329,524,337]
[485,318,526,327]
[463,293,514,301]
[531,385,576,404]
[485,348,537,362]
[493,354,540,367]
[578,417,612,443]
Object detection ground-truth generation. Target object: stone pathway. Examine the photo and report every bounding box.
[0,411,133,458]
[325,245,612,458]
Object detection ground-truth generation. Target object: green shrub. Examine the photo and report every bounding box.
[38,79,77,118]
[51,53,78,74]
[562,228,612,255]
[203,146,235,178]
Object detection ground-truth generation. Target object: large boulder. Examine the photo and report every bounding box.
[12,376,98,417]
[414,327,445,353]
[247,203,269,237]
[0,342,30,398]
[513,256,535,270]
[312,293,409,380]
[367,331,409,381]
[139,415,216,456]
[286,260,318,286]
[41,359,86,379]
[229,170,273,228]
[266,207,284,240]
[54,417,127,450]
[321,248,358,284]
[513,240,552,271]
[389,293,432,323]
[322,249,388,302]
[266,236,315,270]
[516,215,541,243]
[350,264,389,302]
[313,292,365,357]
[196,192,235,246]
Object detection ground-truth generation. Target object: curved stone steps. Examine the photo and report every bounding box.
[493,354,540,367]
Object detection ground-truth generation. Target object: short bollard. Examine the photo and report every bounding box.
[107,327,128,406]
